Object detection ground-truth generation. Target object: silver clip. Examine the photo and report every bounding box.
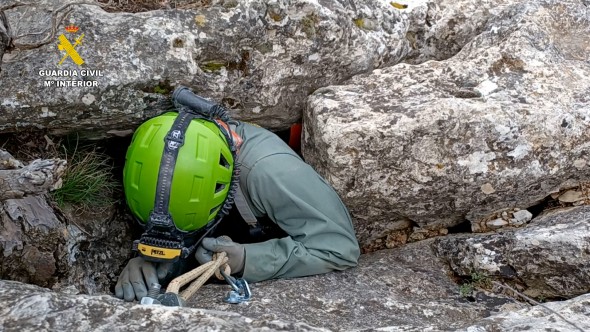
[220,270,251,304]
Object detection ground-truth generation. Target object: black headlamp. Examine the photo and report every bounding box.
[134,212,213,263]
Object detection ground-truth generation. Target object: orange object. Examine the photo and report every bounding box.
[288,123,302,152]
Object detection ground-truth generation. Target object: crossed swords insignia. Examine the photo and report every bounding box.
[57,33,85,66]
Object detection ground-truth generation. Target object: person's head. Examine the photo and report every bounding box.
[123,112,236,262]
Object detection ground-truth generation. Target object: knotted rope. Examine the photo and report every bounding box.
[166,252,231,301]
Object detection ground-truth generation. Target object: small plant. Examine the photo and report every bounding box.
[153,85,169,94]
[459,283,474,297]
[471,272,491,287]
[459,272,491,298]
[51,147,118,211]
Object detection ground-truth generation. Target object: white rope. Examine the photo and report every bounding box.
[166,252,231,301]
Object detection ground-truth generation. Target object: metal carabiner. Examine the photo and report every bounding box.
[219,270,251,304]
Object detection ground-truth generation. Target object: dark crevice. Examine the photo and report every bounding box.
[447,219,473,234]
[0,11,10,74]
[274,127,291,145]
[526,195,555,219]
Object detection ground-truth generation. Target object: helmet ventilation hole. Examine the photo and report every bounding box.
[219,153,230,169]
[215,182,226,193]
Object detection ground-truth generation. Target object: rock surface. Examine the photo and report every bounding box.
[459,293,590,332]
[0,280,326,332]
[1,1,589,330]
[0,12,9,71]
[302,0,590,248]
[433,206,590,298]
[0,194,133,294]
[0,0,411,134]
[0,248,587,332]
[403,0,534,64]
[0,151,66,200]
[189,240,518,331]
[0,239,521,332]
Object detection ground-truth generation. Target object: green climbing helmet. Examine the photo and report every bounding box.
[123,112,234,232]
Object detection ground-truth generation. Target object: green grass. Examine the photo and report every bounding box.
[459,272,491,298]
[51,147,118,210]
[459,283,475,297]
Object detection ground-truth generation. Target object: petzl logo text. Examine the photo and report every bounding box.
[151,249,165,256]
[57,25,85,66]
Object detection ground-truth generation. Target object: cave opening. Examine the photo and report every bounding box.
[447,219,473,234]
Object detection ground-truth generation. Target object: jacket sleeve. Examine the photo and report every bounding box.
[241,153,360,282]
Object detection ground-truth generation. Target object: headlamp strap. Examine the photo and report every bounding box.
[139,110,201,262]
[151,110,196,217]
[139,102,241,262]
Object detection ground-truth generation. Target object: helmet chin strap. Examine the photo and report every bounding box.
[136,103,241,263]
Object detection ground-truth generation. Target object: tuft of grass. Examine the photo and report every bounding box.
[51,148,118,211]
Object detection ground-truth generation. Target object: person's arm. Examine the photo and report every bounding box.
[241,153,360,282]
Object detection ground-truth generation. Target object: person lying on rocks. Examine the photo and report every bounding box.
[115,86,360,301]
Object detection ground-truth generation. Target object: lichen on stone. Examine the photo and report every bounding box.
[300,13,319,38]
[199,60,227,72]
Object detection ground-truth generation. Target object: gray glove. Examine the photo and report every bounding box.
[195,237,245,275]
[115,257,172,302]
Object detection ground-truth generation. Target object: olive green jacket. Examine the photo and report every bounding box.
[234,123,360,282]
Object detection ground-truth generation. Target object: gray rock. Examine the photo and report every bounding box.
[0,12,8,64]
[0,149,24,169]
[557,190,585,203]
[511,209,532,224]
[54,205,135,295]
[433,206,590,298]
[473,208,534,232]
[188,240,518,331]
[1,221,583,332]
[0,149,66,200]
[0,196,63,286]
[404,0,518,64]
[485,218,508,229]
[0,0,411,134]
[459,293,590,332]
[0,280,326,332]
[0,195,133,294]
[302,0,590,247]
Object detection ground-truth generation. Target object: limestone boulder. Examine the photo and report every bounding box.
[433,206,590,298]
[459,293,590,332]
[0,195,133,294]
[302,0,590,247]
[404,0,514,63]
[3,232,585,332]
[0,0,411,135]
[189,240,518,331]
[0,280,326,332]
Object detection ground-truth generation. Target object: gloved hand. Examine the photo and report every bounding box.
[114,257,173,302]
[195,237,245,275]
